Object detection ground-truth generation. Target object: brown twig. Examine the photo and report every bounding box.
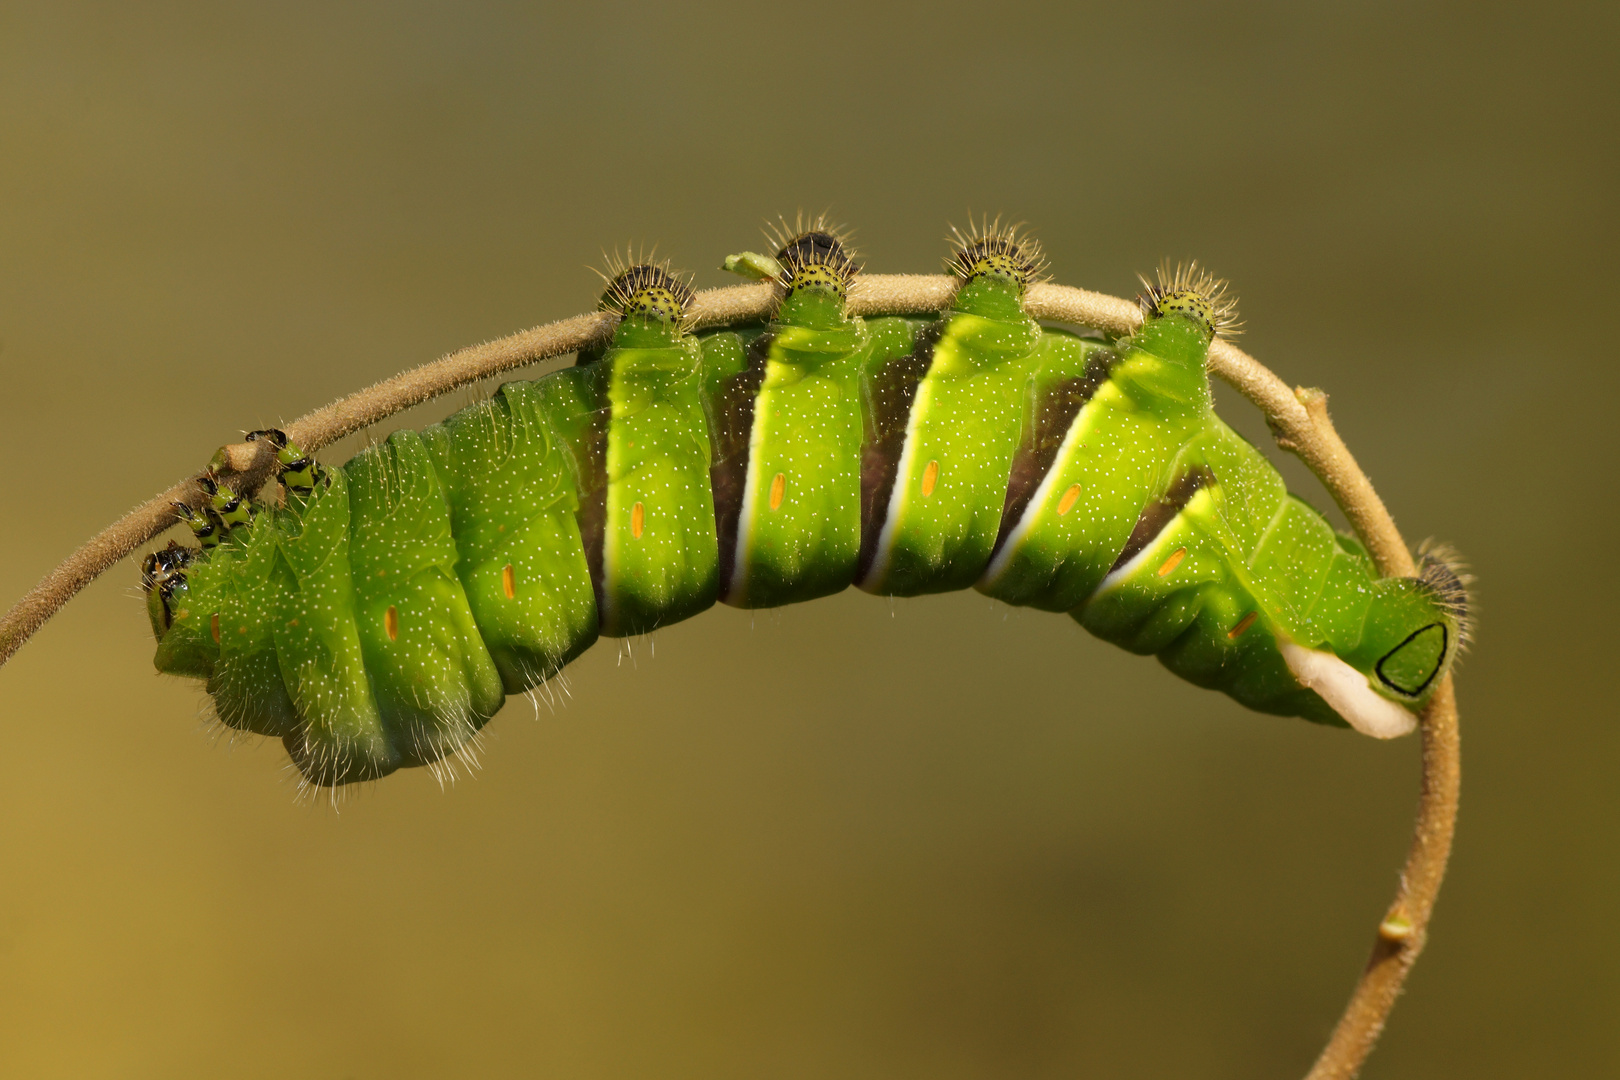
[0,272,1459,1079]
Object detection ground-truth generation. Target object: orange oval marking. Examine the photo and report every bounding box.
[1157,547,1188,577]
[385,605,399,641]
[1228,611,1258,639]
[631,501,645,539]
[1057,483,1082,516]
[210,612,221,643]
[769,472,786,510]
[502,564,517,599]
[921,460,940,497]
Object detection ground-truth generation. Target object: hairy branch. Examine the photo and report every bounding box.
[0,272,1459,1079]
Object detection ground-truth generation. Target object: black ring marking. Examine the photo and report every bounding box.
[1375,622,1449,697]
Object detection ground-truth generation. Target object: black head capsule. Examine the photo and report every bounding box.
[140,541,193,593]
[245,428,289,452]
[141,540,194,637]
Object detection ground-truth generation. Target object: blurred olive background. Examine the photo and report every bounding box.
[0,2,1613,1077]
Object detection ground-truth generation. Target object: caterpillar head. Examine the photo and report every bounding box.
[597,252,694,345]
[1137,260,1242,342]
[142,539,217,681]
[141,541,193,638]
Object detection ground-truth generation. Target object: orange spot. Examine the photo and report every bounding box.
[1157,547,1187,577]
[502,564,516,599]
[286,618,299,628]
[631,501,645,539]
[921,460,940,497]
[1228,611,1258,639]
[769,472,786,510]
[210,613,220,643]
[1057,483,1082,516]
[385,605,399,641]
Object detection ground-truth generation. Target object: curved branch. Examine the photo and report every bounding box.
[0,272,1459,1080]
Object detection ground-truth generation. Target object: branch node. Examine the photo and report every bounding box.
[1378,910,1416,943]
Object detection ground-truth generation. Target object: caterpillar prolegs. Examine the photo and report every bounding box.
[142,220,1469,787]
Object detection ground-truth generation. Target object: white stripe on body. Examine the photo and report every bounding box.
[861,376,936,590]
[727,381,774,604]
[979,399,1105,587]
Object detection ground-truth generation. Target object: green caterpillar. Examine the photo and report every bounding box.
[141,219,1469,788]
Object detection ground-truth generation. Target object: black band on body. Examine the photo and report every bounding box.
[991,349,1120,557]
[710,333,773,595]
[1110,465,1216,571]
[572,408,612,616]
[856,323,943,579]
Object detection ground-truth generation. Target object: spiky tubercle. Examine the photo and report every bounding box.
[764,213,860,300]
[946,216,1047,291]
[1137,260,1242,340]
[597,252,694,328]
[1416,540,1474,647]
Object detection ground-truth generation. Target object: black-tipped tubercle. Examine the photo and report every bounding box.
[1137,260,1242,338]
[599,262,694,324]
[947,218,1047,287]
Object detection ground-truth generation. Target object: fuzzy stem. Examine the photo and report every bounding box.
[0,273,1459,1079]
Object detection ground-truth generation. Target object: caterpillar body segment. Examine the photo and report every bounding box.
[708,228,919,608]
[419,381,599,695]
[706,305,885,608]
[597,313,718,636]
[858,267,1047,595]
[141,222,1466,787]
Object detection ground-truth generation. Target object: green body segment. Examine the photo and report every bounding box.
[148,251,1461,785]
[858,276,1045,595]
[421,382,600,692]
[269,467,393,780]
[977,319,1207,612]
[597,317,719,635]
[709,286,919,608]
[189,518,301,738]
[338,432,505,771]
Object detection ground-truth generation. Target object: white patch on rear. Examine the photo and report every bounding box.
[1280,641,1417,739]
